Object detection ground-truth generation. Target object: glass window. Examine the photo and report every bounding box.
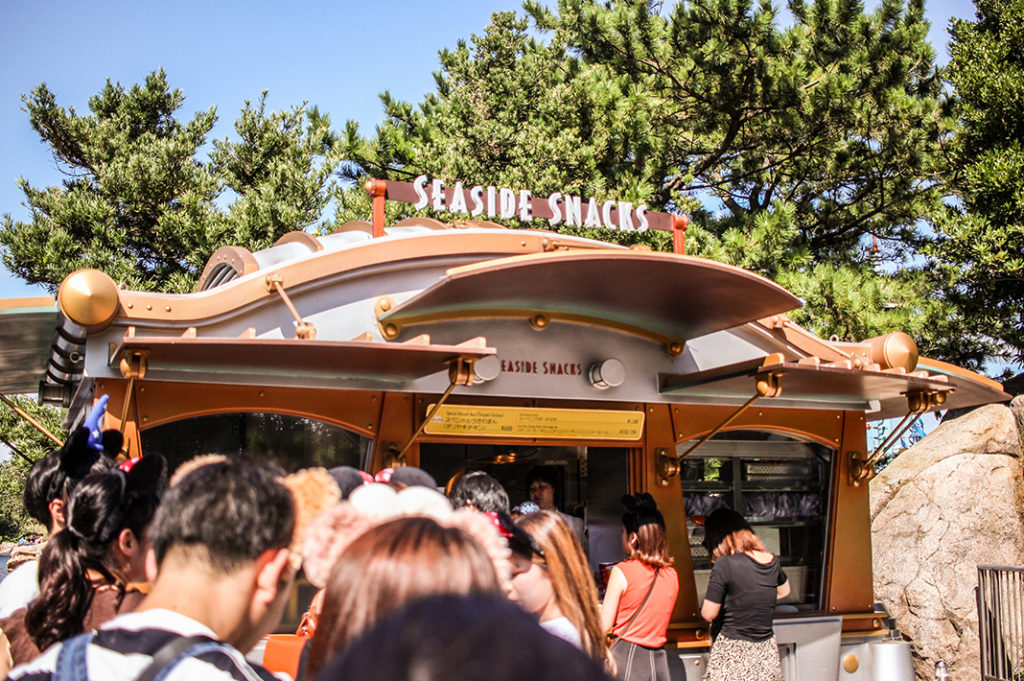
[680,430,833,612]
[141,412,372,475]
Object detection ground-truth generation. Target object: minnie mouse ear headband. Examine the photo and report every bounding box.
[118,455,166,497]
[57,394,122,471]
[488,512,544,560]
[621,492,665,533]
[93,454,167,545]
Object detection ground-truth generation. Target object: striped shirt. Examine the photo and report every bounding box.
[7,609,281,681]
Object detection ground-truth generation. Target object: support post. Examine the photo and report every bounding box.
[364,178,388,238]
[671,214,690,255]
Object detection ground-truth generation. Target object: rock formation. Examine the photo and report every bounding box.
[871,397,1024,681]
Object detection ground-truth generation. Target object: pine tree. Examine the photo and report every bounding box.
[929,0,1024,367]
[0,71,343,294]
[338,0,974,366]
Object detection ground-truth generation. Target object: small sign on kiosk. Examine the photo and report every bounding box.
[424,404,645,440]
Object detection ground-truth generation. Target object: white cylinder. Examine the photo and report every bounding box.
[589,358,625,389]
[870,641,915,681]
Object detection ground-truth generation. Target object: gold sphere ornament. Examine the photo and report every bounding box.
[58,269,120,328]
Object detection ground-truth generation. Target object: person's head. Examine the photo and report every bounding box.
[327,465,370,500]
[512,511,606,662]
[388,465,438,490]
[307,516,500,679]
[315,592,611,681]
[449,471,510,514]
[621,493,673,568]
[26,455,164,651]
[526,466,560,511]
[148,458,297,650]
[703,507,766,561]
[23,426,119,533]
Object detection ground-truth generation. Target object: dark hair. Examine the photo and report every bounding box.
[26,457,163,651]
[22,427,118,527]
[525,466,560,491]
[307,516,499,679]
[449,471,510,514]
[315,593,611,681]
[703,507,766,560]
[621,493,673,568]
[149,458,294,573]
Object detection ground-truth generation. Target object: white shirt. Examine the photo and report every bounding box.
[541,616,583,649]
[0,561,39,618]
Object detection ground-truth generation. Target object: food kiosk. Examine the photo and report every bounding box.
[0,177,1009,680]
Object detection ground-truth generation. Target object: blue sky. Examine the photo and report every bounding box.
[0,0,977,301]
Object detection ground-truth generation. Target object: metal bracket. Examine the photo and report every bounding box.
[848,389,948,486]
[117,350,149,439]
[375,296,401,340]
[267,275,316,340]
[392,356,478,461]
[677,371,784,460]
[655,448,680,487]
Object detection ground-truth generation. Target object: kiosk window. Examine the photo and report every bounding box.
[680,430,833,611]
[142,412,372,474]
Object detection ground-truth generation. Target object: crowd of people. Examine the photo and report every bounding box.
[0,403,791,681]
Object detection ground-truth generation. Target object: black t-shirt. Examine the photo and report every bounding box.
[705,553,787,642]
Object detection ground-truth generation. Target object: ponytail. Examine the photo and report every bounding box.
[26,527,113,650]
[25,457,164,651]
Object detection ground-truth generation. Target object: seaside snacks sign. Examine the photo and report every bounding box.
[375,175,683,233]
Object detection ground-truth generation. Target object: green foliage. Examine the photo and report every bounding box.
[929,0,1024,367]
[211,93,342,248]
[0,70,343,294]
[335,0,975,364]
[0,396,64,540]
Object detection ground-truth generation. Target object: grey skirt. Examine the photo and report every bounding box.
[609,640,671,681]
[703,634,783,681]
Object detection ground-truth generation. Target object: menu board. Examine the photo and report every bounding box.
[423,404,644,440]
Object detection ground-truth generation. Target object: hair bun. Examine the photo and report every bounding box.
[636,492,658,512]
[621,492,659,513]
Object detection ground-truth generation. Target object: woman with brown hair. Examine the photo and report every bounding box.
[600,493,678,681]
[512,511,607,664]
[700,507,790,681]
[305,515,502,679]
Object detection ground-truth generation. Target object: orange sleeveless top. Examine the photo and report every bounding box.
[611,559,679,648]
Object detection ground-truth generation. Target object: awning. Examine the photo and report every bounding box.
[109,335,495,384]
[379,251,801,345]
[0,298,58,394]
[661,357,1009,420]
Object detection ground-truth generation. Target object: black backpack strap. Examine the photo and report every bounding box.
[132,635,219,681]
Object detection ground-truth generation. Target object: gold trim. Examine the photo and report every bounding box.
[119,232,555,324]
[386,307,684,347]
[0,297,55,312]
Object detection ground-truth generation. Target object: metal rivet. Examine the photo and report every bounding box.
[164,306,171,312]
[126,303,133,309]
[146,304,152,311]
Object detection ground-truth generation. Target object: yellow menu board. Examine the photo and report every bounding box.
[423,404,644,440]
